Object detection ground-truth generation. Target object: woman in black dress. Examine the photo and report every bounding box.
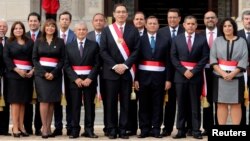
[32,19,65,138]
[3,21,33,137]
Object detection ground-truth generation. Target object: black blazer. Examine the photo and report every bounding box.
[26,31,42,41]
[238,29,250,58]
[100,23,140,80]
[171,33,209,83]
[158,25,185,41]
[3,39,34,79]
[32,38,65,78]
[64,39,100,87]
[136,33,172,85]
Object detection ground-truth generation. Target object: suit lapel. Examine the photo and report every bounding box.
[123,24,131,42]
[72,41,82,60]
[81,39,89,63]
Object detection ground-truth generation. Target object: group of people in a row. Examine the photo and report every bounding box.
[0,3,250,140]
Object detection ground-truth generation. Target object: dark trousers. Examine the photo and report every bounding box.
[127,92,138,133]
[104,79,131,135]
[203,68,218,131]
[175,83,202,135]
[24,103,42,133]
[0,77,10,134]
[99,76,107,132]
[162,84,176,133]
[70,85,96,134]
[53,102,63,131]
[64,76,72,131]
[138,82,164,134]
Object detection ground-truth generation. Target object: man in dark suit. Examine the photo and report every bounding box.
[53,11,76,136]
[238,10,250,125]
[158,8,186,137]
[0,19,11,136]
[199,11,220,136]
[64,21,99,139]
[135,16,172,138]
[171,15,209,139]
[24,12,42,136]
[125,11,146,137]
[86,13,108,135]
[99,3,140,139]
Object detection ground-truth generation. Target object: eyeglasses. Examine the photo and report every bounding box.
[205,17,216,20]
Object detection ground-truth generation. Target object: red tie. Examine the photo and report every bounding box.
[62,33,66,44]
[187,35,192,52]
[208,31,214,48]
[31,33,36,41]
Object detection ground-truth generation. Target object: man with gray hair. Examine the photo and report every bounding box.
[238,10,250,125]
[64,21,100,138]
[0,19,11,136]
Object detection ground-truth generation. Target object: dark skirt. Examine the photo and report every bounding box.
[35,76,62,102]
[6,78,33,103]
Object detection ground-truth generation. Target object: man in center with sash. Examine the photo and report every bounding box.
[99,3,140,139]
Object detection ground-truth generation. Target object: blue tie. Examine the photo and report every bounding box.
[96,33,101,45]
[79,41,83,57]
[150,36,155,53]
[172,29,176,38]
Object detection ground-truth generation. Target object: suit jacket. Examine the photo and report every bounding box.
[136,33,172,85]
[171,33,209,83]
[158,25,185,41]
[3,39,34,79]
[26,31,42,41]
[86,31,97,42]
[58,29,76,45]
[64,39,100,88]
[100,23,140,80]
[238,29,250,58]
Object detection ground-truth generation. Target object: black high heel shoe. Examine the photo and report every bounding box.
[12,128,20,138]
[19,130,29,137]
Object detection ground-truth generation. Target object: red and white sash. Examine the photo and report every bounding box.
[109,23,135,80]
[139,61,165,72]
[72,66,92,75]
[39,57,58,67]
[13,59,32,70]
[218,59,238,71]
[180,61,197,70]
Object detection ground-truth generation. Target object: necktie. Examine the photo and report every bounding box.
[208,31,214,48]
[96,33,101,45]
[247,32,250,45]
[150,36,156,53]
[187,35,192,52]
[120,26,123,35]
[79,41,83,57]
[31,33,36,41]
[62,33,66,44]
[172,29,176,38]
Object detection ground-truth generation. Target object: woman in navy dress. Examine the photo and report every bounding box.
[32,19,65,138]
[3,21,33,137]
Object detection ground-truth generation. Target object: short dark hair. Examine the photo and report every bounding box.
[146,15,158,23]
[27,12,41,22]
[168,8,181,17]
[59,11,72,21]
[242,10,250,20]
[113,3,127,12]
[133,11,145,20]
[219,17,238,37]
[9,21,29,42]
[92,13,106,20]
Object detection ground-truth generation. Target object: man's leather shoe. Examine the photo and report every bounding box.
[69,134,79,139]
[186,129,193,136]
[201,130,208,136]
[173,132,186,139]
[35,130,41,136]
[81,132,98,138]
[52,130,62,136]
[0,132,11,136]
[138,133,149,138]
[119,134,129,139]
[67,130,72,136]
[151,133,162,138]
[126,130,137,136]
[161,130,171,137]
[108,134,117,139]
[193,134,203,139]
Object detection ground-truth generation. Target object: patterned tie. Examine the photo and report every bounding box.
[247,32,250,45]
[172,29,176,38]
[120,26,123,35]
[79,41,83,57]
[62,33,66,44]
[208,31,214,48]
[31,33,36,41]
[150,36,156,53]
[96,33,101,45]
[187,35,192,52]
